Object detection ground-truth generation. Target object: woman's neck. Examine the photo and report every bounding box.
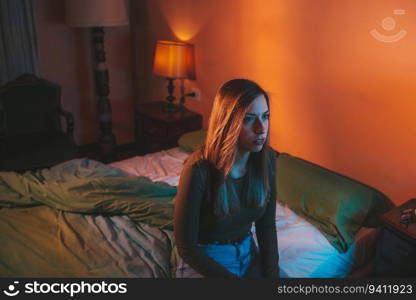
[230,150,250,178]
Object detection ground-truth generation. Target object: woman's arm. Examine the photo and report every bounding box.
[174,160,238,278]
[255,195,279,277]
[254,150,279,278]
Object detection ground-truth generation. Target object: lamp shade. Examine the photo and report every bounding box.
[65,0,129,27]
[153,40,191,79]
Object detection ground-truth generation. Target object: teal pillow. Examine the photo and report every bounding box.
[177,130,207,153]
[276,153,394,253]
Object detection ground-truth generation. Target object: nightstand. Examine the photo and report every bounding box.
[374,198,416,277]
[135,101,202,155]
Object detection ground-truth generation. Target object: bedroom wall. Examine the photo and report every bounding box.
[36,0,135,146]
[132,0,416,205]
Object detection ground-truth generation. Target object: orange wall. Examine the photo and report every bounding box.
[36,0,134,145]
[133,0,416,205]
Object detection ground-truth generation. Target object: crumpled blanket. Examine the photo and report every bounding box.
[0,158,176,230]
[0,158,177,277]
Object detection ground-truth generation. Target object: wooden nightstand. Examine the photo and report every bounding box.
[135,101,202,155]
[374,198,416,277]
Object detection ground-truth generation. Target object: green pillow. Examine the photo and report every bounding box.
[276,153,394,253]
[177,130,207,153]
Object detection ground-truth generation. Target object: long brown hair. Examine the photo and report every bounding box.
[200,79,271,217]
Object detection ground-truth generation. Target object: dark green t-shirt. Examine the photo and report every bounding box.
[173,147,279,278]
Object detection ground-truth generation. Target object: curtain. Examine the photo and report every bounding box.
[0,0,39,85]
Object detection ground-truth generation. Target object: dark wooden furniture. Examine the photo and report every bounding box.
[0,74,78,172]
[374,198,416,277]
[135,101,202,155]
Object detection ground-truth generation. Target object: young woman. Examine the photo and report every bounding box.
[174,79,279,278]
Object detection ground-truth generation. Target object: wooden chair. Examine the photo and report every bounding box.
[0,74,78,172]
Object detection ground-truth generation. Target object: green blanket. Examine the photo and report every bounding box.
[277,153,394,253]
[0,159,177,277]
[0,158,176,230]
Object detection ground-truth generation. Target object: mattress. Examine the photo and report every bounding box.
[110,147,380,278]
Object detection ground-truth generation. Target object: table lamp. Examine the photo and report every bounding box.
[153,40,194,112]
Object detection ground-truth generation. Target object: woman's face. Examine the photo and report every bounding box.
[238,94,269,153]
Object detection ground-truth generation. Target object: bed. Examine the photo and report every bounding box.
[0,145,388,278]
[111,147,384,278]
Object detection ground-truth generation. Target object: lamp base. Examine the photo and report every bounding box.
[92,27,117,163]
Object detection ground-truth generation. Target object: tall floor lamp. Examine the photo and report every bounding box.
[66,0,129,162]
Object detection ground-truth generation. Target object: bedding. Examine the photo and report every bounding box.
[0,147,383,278]
[0,158,176,229]
[276,153,393,253]
[271,201,380,277]
[177,130,207,153]
[0,158,175,277]
[0,206,174,277]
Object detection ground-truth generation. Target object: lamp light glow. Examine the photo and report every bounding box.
[153,40,195,111]
[153,41,189,79]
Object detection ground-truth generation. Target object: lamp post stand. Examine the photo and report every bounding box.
[91,27,117,162]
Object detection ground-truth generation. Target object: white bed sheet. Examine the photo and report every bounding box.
[273,201,379,277]
[110,147,188,186]
[110,147,379,278]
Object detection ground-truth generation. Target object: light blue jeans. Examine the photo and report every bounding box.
[175,232,254,278]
